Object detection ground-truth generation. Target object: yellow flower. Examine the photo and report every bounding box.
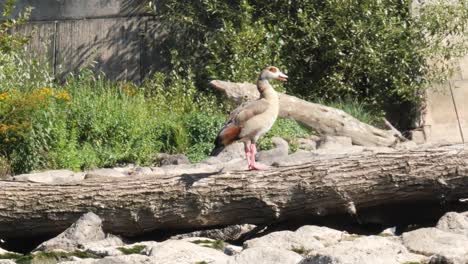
[0,92,10,101]
[37,87,54,96]
[55,91,72,101]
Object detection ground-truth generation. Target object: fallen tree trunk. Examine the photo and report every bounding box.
[210,80,399,147]
[0,144,467,239]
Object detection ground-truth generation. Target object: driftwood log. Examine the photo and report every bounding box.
[210,80,399,147]
[0,144,468,239]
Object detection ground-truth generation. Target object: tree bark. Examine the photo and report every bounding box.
[0,144,467,239]
[210,80,399,147]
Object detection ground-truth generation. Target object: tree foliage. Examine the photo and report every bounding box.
[148,0,467,116]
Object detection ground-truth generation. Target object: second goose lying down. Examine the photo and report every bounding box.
[210,66,288,170]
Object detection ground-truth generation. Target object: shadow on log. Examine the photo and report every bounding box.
[0,144,467,239]
[210,80,400,147]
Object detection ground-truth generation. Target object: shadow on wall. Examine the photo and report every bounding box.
[4,0,170,83]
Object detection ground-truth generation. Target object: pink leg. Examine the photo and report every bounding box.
[244,142,252,169]
[249,144,269,170]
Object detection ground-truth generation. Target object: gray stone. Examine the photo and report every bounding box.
[156,153,190,166]
[436,211,468,237]
[204,142,245,164]
[295,225,347,247]
[0,260,16,264]
[34,212,123,252]
[317,136,352,150]
[228,247,303,264]
[244,230,324,252]
[224,244,243,256]
[256,137,289,163]
[148,240,229,264]
[131,167,154,177]
[402,227,468,264]
[302,235,426,264]
[62,255,152,264]
[170,224,257,241]
[85,169,128,179]
[297,138,317,151]
[411,129,426,144]
[396,141,418,150]
[13,170,85,183]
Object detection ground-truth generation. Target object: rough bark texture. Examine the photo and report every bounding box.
[210,80,399,147]
[0,144,468,239]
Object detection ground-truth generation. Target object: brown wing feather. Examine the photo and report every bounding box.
[229,99,269,127]
[210,99,269,156]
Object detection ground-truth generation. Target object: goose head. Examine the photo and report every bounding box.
[259,66,288,82]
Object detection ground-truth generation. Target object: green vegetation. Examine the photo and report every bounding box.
[190,239,225,251]
[2,251,100,264]
[291,246,311,256]
[149,0,467,120]
[117,245,146,255]
[1,0,467,174]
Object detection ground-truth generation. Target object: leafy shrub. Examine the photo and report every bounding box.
[149,0,467,126]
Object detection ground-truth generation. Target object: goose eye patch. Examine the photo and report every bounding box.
[269,67,278,73]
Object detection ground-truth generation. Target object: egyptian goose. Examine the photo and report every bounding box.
[210,66,288,170]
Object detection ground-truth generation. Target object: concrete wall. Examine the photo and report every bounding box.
[2,0,164,83]
[423,55,468,143]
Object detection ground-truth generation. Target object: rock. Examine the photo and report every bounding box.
[224,244,243,256]
[0,260,16,264]
[170,224,257,241]
[297,138,317,151]
[410,129,426,144]
[244,230,324,252]
[379,227,397,236]
[156,153,190,166]
[315,146,365,156]
[204,142,245,164]
[34,212,123,252]
[402,227,468,264]
[148,240,229,264]
[256,137,289,163]
[436,211,468,237]
[85,168,128,179]
[62,255,152,264]
[317,136,352,150]
[295,225,347,247]
[13,170,85,183]
[131,167,154,177]
[228,247,303,264]
[302,235,426,264]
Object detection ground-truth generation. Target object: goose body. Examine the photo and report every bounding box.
[211,66,287,170]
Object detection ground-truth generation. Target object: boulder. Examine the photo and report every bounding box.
[302,235,426,264]
[13,170,85,183]
[34,212,123,252]
[256,137,289,163]
[148,240,229,264]
[0,261,16,264]
[402,227,468,264]
[170,224,257,241]
[156,153,190,166]
[85,168,128,179]
[297,138,317,151]
[436,211,468,237]
[228,247,303,264]
[244,230,324,252]
[317,136,352,150]
[295,226,347,247]
[204,142,245,164]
